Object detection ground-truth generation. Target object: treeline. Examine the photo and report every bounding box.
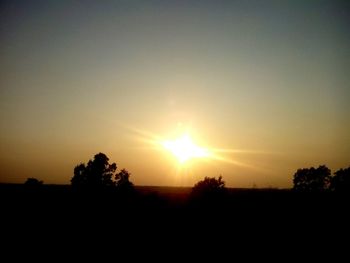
[293,165,350,193]
[24,153,350,194]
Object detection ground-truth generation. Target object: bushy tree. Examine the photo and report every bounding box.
[115,169,134,193]
[71,163,87,187]
[71,153,117,189]
[24,178,43,186]
[293,165,331,192]
[191,176,227,201]
[330,167,350,193]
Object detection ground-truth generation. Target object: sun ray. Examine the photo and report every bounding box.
[119,123,276,172]
[211,148,280,155]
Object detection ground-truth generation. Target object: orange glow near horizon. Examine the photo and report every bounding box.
[129,125,266,173]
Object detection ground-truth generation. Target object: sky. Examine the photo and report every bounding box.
[1,0,349,188]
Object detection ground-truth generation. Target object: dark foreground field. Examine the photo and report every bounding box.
[1,184,348,258]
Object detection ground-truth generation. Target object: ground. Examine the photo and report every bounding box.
[0,183,348,258]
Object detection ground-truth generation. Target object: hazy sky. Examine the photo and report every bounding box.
[1,0,349,187]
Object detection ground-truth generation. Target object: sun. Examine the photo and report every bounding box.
[161,134,210,164]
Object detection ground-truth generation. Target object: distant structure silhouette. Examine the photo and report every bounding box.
[293,165,331,192]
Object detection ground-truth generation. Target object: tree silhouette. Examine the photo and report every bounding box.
[330,167,350,193]
[70,152,135,195]
[293,165,331,192]
[71,163,87,187]
[24,178,43,186]
[191,176,227,202]
[71,153,117,189]
[115,169,134,191]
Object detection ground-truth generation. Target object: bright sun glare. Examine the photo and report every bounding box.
[161,134,210,164]
[129,125,263,170]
